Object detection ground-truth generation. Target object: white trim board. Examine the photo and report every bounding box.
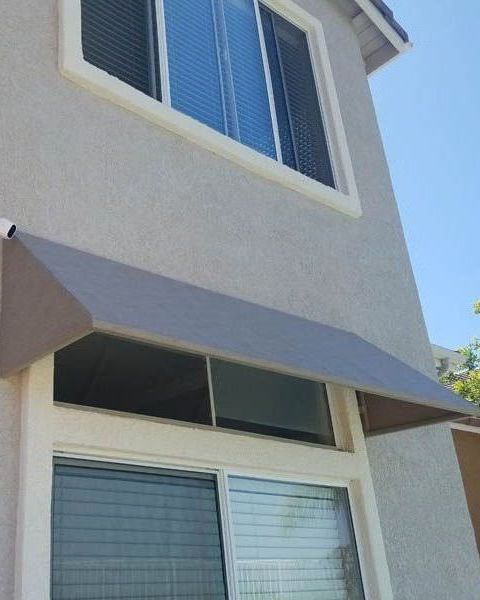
[58,0,362,218]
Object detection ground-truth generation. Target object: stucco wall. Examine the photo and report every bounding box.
[1,0,478,598]
[367,424,480,599]
[0,375,20,599]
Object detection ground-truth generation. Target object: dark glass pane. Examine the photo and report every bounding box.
[260,5,335,187]
[54,334,212,425]
[211,360,335,445]
[81,0,161,99]
[52,461,228,600]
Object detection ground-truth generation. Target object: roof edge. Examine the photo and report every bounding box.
[367,0,409,43]
[351,0,411,75]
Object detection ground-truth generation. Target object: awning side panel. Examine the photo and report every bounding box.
[0,239,93,377]
[361,392,460,435]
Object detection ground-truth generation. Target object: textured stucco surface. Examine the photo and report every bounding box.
[0,376,20,599]
[367,424,480,599]
[0,0,478,598]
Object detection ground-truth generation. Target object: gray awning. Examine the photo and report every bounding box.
[1,233,476,434]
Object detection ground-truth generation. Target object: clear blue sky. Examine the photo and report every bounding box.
[369,0,479,350]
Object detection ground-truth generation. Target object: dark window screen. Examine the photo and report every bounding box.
[210,359,335,445]
[54,334,212,425]
[260,5,335,187]
[81,0,161,98]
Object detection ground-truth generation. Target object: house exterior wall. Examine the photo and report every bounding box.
[0,377,20,599]
[0,0,478,598]
[368,424,480,599]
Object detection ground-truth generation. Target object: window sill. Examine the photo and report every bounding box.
[59,0,362,219]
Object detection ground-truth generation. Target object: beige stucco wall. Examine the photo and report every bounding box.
[0,376,20,598]
[368,424,480,599]
[1,0,479,598]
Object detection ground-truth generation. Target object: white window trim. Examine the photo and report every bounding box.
[58,0,362,218]
[15,355,393,599]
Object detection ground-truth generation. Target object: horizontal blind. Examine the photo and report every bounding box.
[260,7,335,188]
[164,0,276,157]
[229,477,365,600]
[81,0,160,98]
[164,0,226,134]
[223,0,277,158]
[52,462,227,600]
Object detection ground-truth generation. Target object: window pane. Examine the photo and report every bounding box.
[259,7,296,169]
[52,462,228,600]
[210,360,335,445]
[223,0,277,158]
[164,0,226,134]
[54,334,212,425]
[229,477,365,599]
[81,0,161,98]
[260,6,335,187]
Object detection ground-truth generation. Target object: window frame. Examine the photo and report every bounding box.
[54,334,338,449]
[59,0,361,217]
[15,354,394,599]
[50,456,366,600]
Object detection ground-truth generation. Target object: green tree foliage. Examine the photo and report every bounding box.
[454,371,480,404]
[440,304,480,404]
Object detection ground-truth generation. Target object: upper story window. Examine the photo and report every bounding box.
[80,0,335,188]
[54,333,335,446]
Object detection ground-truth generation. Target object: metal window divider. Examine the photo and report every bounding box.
[206,356,217,427]
[154,0,171,106]
[253,0,284,163]
[217,469,241,600]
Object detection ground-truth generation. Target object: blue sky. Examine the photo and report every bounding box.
[369,0,480,349]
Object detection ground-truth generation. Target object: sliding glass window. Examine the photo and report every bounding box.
[51,461,365,600]
[55,334,335,446]
[80,0,335,186]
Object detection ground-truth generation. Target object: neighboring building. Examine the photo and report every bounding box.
[0,2,478,599]
[432,343,467,377]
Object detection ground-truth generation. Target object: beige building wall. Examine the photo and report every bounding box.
[0,1,479,598]
[0,377,20,598]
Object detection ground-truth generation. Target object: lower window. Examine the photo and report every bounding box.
[52,461,365,599]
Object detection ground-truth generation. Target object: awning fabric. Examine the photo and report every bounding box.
[1,233,476,434]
